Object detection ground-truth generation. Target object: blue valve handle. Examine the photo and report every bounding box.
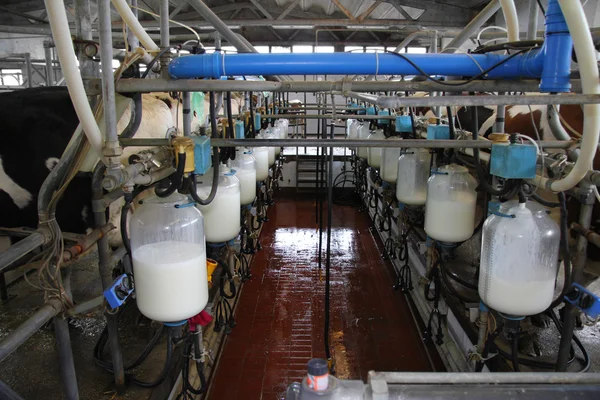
[564,283,600,320]
[103,274,134,310]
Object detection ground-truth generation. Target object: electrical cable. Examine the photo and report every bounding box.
[385,48,535,87]
[131,328,173,388]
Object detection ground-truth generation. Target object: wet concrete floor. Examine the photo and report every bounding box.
[208,197,433,400]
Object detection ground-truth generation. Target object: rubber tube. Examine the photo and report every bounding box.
[110,0,159,51]
[534,0,600,192]
[500,0,520,42]
[46,0,103,156]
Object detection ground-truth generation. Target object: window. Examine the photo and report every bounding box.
[365,46,385,53]
[293,45,313,53]
[315,46,335,53]
[271,46,291,53]
[221,46,237,53]
[0,69,22,86]
[344,46,364,53]
[203,47,215,54]
[407,47,427,54]
[255,46,270,53]
[386,46,405,53]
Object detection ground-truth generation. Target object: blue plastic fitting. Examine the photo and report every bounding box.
[565,283,600,320]
[234,120,245,139]
[103,274,134,310]
[254,113,262,131]
[540,0,572,92]
[192,136,212,175]
[490,143,537,179]
[377,110,390,126]
[395,115,413,133]
[427,124,450,140]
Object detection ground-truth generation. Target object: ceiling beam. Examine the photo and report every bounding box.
[331,0,357,22]
[357,1,382,23]
[248,8,281,40]
[0,5,48,23]
[383,0,472,24]
[276,0,300,20]
[130,18,466,29]
[170,1,187,19]
[392,4,414,21]
[248,0,274,20]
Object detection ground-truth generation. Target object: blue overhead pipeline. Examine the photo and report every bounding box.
[168,0,572,93]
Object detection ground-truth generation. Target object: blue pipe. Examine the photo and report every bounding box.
[169,0,571,93]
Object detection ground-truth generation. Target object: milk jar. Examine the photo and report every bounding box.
[396,148,432,206]
[424,164,477,242]
[380,137,402,183]
[479,200,560,316]
[367,129,386,169]
[356,123,370,160]
[130,193,208,322]
[229,148,257,205]
[252,146,269,181]
[196,166,242,243]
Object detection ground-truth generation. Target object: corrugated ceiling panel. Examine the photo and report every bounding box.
[274,0,424,20]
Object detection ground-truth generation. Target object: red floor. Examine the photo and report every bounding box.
[208,198,433,400]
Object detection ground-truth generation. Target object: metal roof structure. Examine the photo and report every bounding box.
[0,0,494,47]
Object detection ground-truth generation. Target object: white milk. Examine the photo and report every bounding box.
[480,276,555,316]
[267,146,275,166]
[400,189,427,206]
[368,148,382,168]
[133,241,208,322]
[236,168,257,205]
[253,147,269,181]
[196,188,241,242]
[380,147,400,183]
[425,196,476,242]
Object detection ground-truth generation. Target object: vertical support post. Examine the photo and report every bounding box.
[92,165,126,391]
[98,0,121,168]
[183,91,191,137]
[24,53,33,88]
[556,183,594,371]
[127,0,140,50]
[160,0,170,48]
[527,0,539,40]
[495,93,506,133]
[44,44,53,86]
[74,0,97,79]
[54,316,79,400]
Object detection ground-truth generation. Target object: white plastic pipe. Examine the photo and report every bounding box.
[500,0,519,42]
[535,0,600,192]
[45,0,103,156]
[111,0,159,52]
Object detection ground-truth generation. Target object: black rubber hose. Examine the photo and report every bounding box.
[141,47,171,79]
[548,192,572,310]
[512,335,521,372]
[155,151,185,198]
[120,93,143,139]
[132,328,173,388]
[226,92,235,142]
[518,185,527,204]
[121,192,133,255]
[530,193,561,208]
[248,92,256,137]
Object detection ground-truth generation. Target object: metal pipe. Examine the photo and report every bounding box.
[120,137,573,149]
[183,91,191,136]
[114,78,574,94]
[54,316,79,399]
[44,44,53,85]
[528,0,540,40]
[24,53,33,88]
[547,104,581,161]
[126,0,139,49]
[185,0,255,53]
[0,299,62,362]
[442,0,502,52]
[369,371,600,385]
[0,231,47,273]
[74,0,96,79]
[556,183,594,371]
[98,0,119,153]
[571,222,600,249]
[160,0,169,48]
[344,93,599,108]
[92,165,125,391]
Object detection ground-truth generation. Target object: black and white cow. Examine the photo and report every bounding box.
[0,87,201,247]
